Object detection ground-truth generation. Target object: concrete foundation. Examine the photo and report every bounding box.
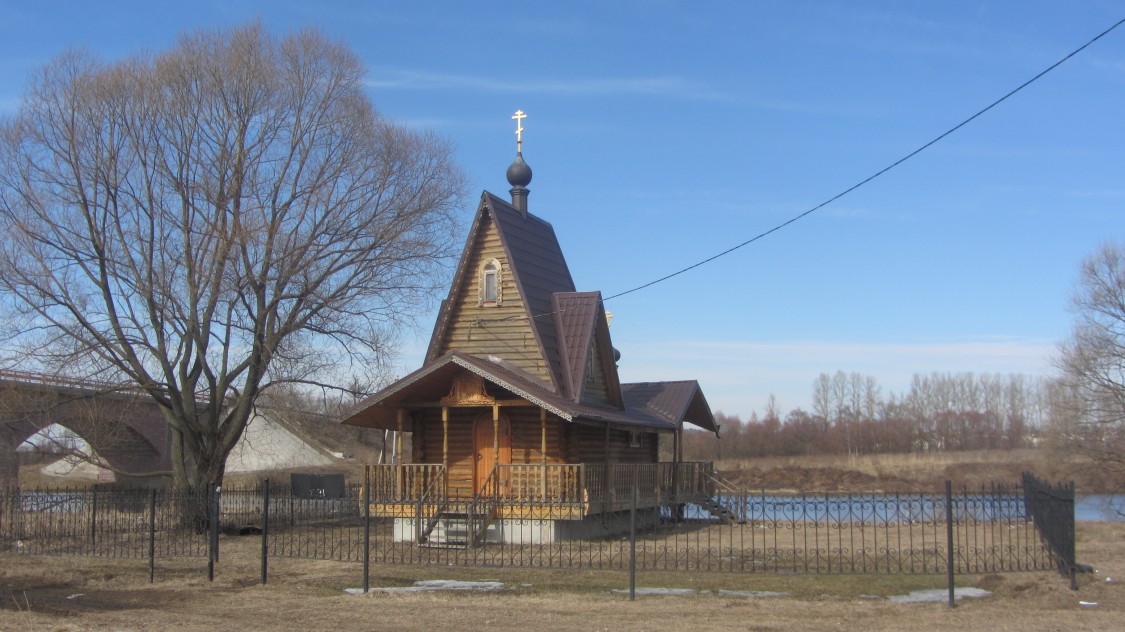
[394,508,662,544]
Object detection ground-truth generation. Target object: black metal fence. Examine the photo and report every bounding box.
[1022,472,1077,586]
[0,474,1074,584]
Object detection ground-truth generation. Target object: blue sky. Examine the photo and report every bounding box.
[1,1,1122,418]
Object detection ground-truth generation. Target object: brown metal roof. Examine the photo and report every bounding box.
[552,292,598,401]
[621,380,719,433]
[380,188,717,437]
[424,193,576,392]
[486,193,575,390]
[341,352,678,432]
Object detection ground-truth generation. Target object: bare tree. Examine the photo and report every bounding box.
[811,373,831,423]
[0,24,465,489]
[1052,242,1125,483]
[861,375,880,421]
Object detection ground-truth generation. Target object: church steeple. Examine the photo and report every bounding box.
[506,109,532,217]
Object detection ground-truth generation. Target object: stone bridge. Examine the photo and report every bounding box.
[0,370,171,489]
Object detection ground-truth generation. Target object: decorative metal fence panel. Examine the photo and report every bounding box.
[0,475,1072,579]
[0,486,208,558]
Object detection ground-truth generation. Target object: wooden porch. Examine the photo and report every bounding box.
[364,461,718,522]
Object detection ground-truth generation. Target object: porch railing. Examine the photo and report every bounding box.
[582,462,714,513]
[364,462,715,516]
[366,464,446,503]
[494,464,583,504]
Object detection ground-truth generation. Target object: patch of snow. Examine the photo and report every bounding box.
[717,589,789,598]
[348,580,505,594]
[612,588,696,596]
[610,588,789,598]
[887,587,991,603]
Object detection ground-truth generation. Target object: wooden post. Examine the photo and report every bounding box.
[395,410,405,465]
[395,410,406,498]
[604,424,611,463]
[540,408,547,500]
[442,407,449,497]
[671,424,681,505]
[673,426,681,463]
[490,402,499,463]
[604,424,613,508]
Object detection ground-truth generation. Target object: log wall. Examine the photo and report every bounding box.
[434,214,551,383]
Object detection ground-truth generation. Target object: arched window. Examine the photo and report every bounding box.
[479,258,503,305]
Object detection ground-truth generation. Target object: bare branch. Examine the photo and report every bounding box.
[0,24,464,488]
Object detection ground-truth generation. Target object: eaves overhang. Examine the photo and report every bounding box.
[341,352,676,432]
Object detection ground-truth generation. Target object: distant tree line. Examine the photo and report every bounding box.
[684,371,1055,460]
[678,241,1125,485]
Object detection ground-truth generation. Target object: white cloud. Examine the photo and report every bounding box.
[366,68,730,101]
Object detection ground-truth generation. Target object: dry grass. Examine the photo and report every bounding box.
[1,523,1123,631]
[714,449,1084,493]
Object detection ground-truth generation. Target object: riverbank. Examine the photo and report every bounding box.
[715,448,1118,494]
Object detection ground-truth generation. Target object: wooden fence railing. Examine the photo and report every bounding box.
[363,462,715,514]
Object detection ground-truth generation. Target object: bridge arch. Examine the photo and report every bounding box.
[0,372,171,489]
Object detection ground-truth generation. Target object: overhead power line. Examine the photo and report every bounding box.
[603,16,1125,302]
[481,16,1125,327]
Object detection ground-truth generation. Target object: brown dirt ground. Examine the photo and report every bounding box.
[1,522,1123,632]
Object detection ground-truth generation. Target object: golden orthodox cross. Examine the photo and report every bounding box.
[512,109,527,152]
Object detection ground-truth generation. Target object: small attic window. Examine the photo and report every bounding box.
[479,258,503,306]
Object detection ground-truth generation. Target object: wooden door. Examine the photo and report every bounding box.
[473,414,511,493]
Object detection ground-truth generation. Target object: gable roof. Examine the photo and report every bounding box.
[352,185,718,438]
[621,380,719,433]
[553,292,623,406]
[425,192,575,392]
[343,352,677,432]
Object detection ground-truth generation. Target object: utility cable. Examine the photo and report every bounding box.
[483,15,1125,324]
[603,16,1125,301]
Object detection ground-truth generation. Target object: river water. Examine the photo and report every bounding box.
[1075,495,1125,522]
[694,493,1125,523]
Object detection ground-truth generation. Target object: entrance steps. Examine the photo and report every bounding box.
[419,506,496,548]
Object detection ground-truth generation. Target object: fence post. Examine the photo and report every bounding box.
[148,488,157,584]
[207,484,215,582]
[1068,480,1077,590]
[207,483,219,582]
[261,479,270,585]
[945,480,955,608]
[363,470,371,594]
[629,480,637,602]
[213,484,221,563]
[90,486,97,551]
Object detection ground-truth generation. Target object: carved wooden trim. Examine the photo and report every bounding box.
[478,257,503,306]
[441,372,495,405]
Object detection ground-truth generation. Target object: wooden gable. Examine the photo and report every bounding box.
[553,292,624,408]
[581,331,613,405]
[585,304,623,407]
[426,194,576,390]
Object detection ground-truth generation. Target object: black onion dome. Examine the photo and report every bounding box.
[506,152,533,188]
